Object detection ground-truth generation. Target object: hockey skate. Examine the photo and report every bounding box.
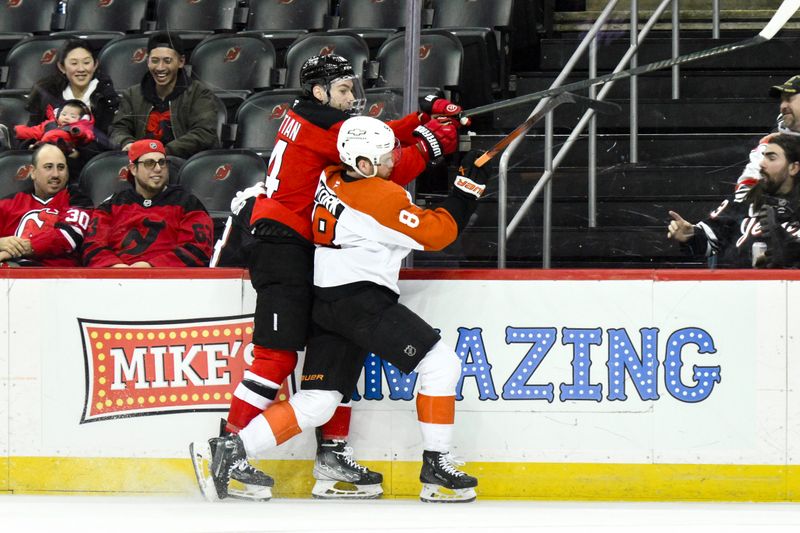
[419,450,478,503]
[311,439,383,499]
[189,435,274,502]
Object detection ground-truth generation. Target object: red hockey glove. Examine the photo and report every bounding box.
[419,95,470,126]
[414,117,458,161]
[453,150,488,199]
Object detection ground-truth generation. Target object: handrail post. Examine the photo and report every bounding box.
[672,0,680,99]
[588,36,598,227]
[630,0,639,163]
[401,0,421,268]
[543,113,554,269]
[712,0,720,38]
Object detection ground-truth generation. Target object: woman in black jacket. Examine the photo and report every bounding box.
[24,38,120,179]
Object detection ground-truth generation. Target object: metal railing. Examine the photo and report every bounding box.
[497,0,723,268]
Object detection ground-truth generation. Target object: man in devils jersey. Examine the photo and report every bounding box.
[197,54,464,501]
[82,139,213,267]
[0,143,92,266]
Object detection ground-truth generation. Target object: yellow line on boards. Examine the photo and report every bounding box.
[5,457,800,501]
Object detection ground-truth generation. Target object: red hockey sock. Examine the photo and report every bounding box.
[320,404,352,440]
[226,398,265,434]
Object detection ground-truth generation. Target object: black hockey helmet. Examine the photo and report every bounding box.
[300,54,355,94]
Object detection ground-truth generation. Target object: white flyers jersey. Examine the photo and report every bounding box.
[312,166,460,294]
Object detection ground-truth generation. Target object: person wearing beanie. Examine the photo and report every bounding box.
[82,139,213,268]
[109,31,220,159]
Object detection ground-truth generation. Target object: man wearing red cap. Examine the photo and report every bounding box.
[82,139,213,267]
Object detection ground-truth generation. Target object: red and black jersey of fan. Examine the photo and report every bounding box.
[82,185,213,267]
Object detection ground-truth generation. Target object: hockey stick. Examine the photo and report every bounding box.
[462,0,800,118]
[470,92,621,168]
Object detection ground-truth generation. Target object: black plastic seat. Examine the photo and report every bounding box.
[176,149,266,217]
[97,35,150,90]
[232,89,302,153]
[0,0,59,33]
[0,94,31,136]
[1,36,70,90]
[0,150,35,198]
[190,34,278,94]
[152,0,246,54]
[63,0,149,32]
[374,30,463,102]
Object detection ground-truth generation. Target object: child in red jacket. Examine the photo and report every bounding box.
[14,99,95,157]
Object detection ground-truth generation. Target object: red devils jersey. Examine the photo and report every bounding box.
[82,185,213,267]
[250,99,428,241]
[0,186,92,266]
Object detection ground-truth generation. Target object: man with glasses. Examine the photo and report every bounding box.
[82,139,213,267]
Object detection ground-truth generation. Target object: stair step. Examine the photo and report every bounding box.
[539,37,800,70]
[466,133,762,167]
[514,70,793,99]
[491,98,775,132]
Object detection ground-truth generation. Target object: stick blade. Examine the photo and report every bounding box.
[760,0,800,40]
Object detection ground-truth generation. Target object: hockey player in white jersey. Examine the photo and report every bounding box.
[198,116,486,503]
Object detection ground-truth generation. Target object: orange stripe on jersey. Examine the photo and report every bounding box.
[330,176,459,251]
[416,393,455,424]
[262,401,302,445]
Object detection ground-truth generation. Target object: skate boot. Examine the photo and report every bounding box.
[311,439,383,499]
[419,450,478,503]
[190,434,273,502]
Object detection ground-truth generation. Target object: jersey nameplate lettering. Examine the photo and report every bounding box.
[278,114,302,142]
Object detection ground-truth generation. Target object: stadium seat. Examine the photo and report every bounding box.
[431,0,514,96]
[0,150,35,199]
[190,34,279,95]
[284,32,372,89]
[50,31,125,55]
[176,149,266,217]
[97,35,150,91]
[0,0,59,33]
[0,94,31,138]
[152,0,247,53]
[78,151,184,206]
[338,0,410,30]
[363,87,443,122]
[374,30,463,102]
[246,0,329,32]
[1,36,70,91]
[63,0,149,33]
[232,89,302,153]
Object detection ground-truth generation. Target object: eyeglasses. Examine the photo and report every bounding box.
[137,158,167,170]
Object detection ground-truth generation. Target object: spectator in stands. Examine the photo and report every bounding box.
[15,99,96,158]
[24,38,119,177]
[735,75,800,197]
[82,139,213,268]
[0,143,92,266]
[109,32,220,159]
[668,134,800,268]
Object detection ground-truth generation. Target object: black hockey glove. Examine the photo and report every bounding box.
[414,117,458,162]
[453,150,488,199]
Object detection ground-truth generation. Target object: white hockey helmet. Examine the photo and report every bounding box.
[337,116,401,178]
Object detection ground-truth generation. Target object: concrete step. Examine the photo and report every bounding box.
[491,97,775,133]
[466,132,762,167]
[539,37,800,70]
[514,70,794,99]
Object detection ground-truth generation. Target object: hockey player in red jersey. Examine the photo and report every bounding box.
[0,143,92,266]
[197,116,485,503]
[199,54,464,500]
[82,139,213,267]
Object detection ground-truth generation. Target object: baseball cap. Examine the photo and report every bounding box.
[147,31,185,56]
[770,75,800,97]
[127,139,166,181]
